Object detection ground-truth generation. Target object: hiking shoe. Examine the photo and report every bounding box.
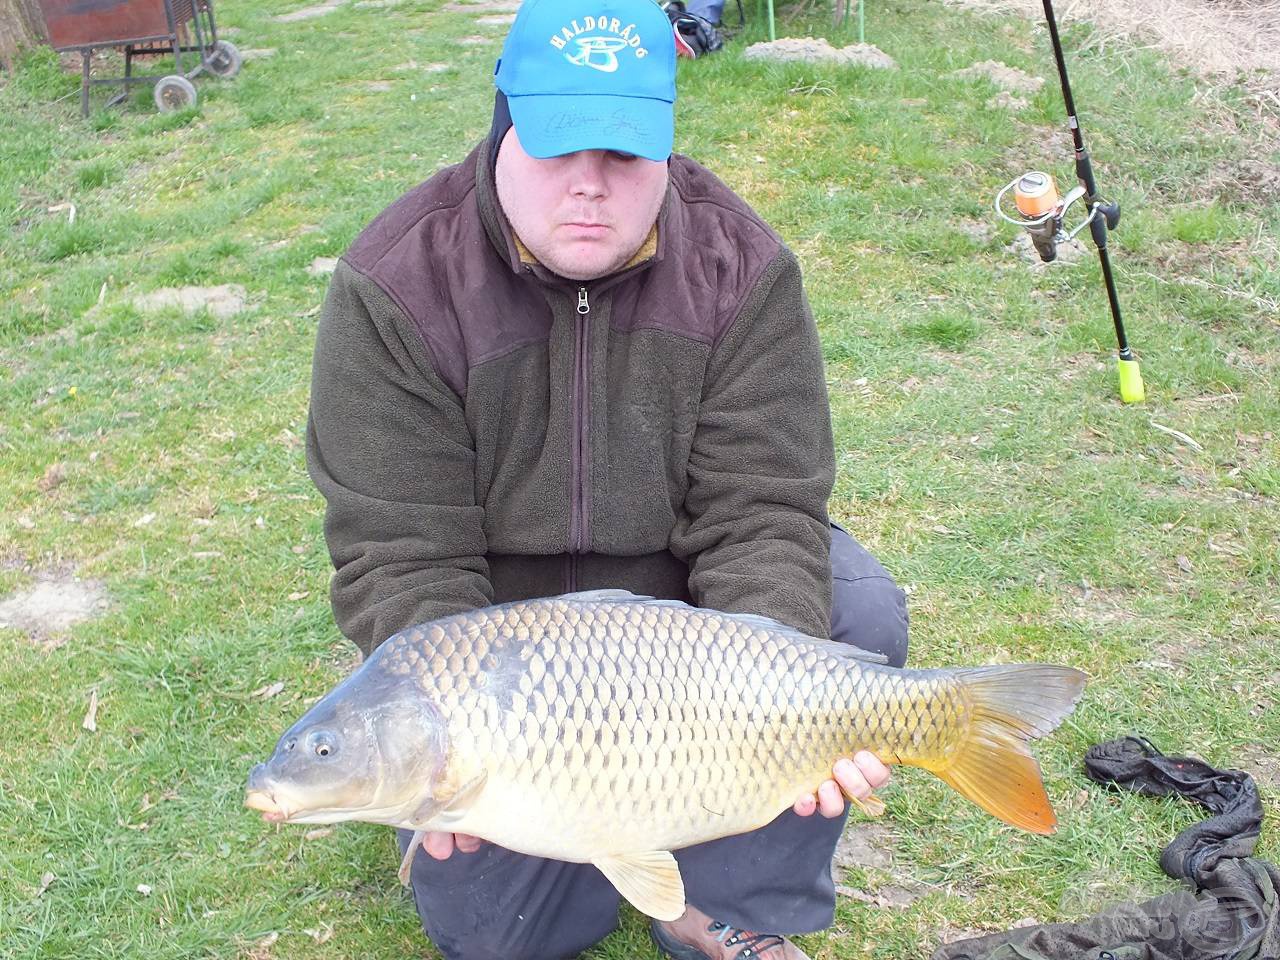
[650,904,811,960]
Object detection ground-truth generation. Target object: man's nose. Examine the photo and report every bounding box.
[566,150,610,200]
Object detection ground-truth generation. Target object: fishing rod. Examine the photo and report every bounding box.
[994,0,1145,404]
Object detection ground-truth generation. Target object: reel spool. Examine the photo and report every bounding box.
[994,170,1106,263]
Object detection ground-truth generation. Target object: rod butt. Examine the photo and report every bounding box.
[1118,357,1145,404]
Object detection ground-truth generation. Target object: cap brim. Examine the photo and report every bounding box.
[507,94,672,162]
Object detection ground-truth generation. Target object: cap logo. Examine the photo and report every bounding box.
[565,35,627,72]
[548,17,648,71]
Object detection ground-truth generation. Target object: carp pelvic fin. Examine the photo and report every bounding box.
[933,664,1087,835]
[593,850,686,921]
[398,830,426,886]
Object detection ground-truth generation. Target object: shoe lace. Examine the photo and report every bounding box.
[707,920,787,959]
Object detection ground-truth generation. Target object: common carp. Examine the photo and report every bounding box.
[245,590,1086,921]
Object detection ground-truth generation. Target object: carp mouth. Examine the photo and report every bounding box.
[244,787,292,822]
[244,781,416,826]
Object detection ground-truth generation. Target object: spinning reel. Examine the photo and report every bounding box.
[995,171,1121,264]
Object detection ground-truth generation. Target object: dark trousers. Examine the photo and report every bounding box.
[398,524,909,960]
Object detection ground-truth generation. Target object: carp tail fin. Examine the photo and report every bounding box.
[932,665,1087,835]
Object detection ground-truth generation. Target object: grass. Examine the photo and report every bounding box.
[2,0,1278,957]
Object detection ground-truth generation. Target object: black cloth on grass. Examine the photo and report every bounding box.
[931,735,1279,960]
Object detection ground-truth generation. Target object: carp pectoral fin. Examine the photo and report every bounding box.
[847,791,886,817]
[410,770,489,828]
[931,664,1087,835]
[398,830,426,887]
[593,851,686,922]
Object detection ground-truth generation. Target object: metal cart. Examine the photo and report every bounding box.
[38,0,242,117]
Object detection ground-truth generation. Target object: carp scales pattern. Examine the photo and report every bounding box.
[247,590,1086,921]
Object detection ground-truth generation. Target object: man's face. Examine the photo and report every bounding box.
[495,126,669,282]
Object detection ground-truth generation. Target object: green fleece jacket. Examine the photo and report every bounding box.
[307,139,835,656]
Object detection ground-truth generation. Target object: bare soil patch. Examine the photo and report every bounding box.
[1006,231,1088,267]
[936,923,995,946]
[743,38,897,68]
[1062,581,1135,627]
[0,572,109,645]
[1237,742,1280,789]
[952,60,1044,95]
[832,821,895,871]
[131,285,250,321]
[272,0,344,21]
[955,218,997,245]
[829,821,937,908]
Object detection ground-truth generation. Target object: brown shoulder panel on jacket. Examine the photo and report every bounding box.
[643,155,784,346]
[341,144,554,397]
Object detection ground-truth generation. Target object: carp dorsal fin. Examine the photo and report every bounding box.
[558,589,662,603]
[726,613,891,666]
[785,634,889,665]
[557,589,699,611]
[555,591,890,664]
[593,850,686,921]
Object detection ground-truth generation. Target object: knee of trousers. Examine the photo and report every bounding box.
[829,523,910,668]
[396,830,619,960]
[676,807,846,935]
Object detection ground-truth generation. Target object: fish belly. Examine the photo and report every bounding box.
[391,598,910,858]
[372,592,1083,918]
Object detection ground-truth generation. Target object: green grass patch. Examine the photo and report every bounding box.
[2,0,1278,958]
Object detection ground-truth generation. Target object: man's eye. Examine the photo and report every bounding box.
[608,151,638,162]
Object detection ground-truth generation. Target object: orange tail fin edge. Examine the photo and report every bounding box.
[930,665,1087,834]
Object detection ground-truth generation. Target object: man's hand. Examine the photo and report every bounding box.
[421,831,483,860]
[794,751,890,818]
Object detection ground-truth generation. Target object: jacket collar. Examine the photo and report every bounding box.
[475,135,670,286]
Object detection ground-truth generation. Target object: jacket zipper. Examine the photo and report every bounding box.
[570,286,591,559]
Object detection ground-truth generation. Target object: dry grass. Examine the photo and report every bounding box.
[942,0,1280,81]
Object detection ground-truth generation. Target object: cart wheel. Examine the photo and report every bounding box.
[154,75,198,112]
[205,40,243,79]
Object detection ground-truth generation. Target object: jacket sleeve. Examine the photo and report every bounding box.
[306,259,492,656]
[669,248,835,639]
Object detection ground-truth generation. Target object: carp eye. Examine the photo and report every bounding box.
[307,731,338,759]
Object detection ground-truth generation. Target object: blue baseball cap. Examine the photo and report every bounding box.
[494,0,677,161]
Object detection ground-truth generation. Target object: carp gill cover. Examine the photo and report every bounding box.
[246,590,1086,920]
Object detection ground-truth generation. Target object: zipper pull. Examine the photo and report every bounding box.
[576,287,590,315]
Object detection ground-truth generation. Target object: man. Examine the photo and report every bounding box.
[306,0,909,956]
